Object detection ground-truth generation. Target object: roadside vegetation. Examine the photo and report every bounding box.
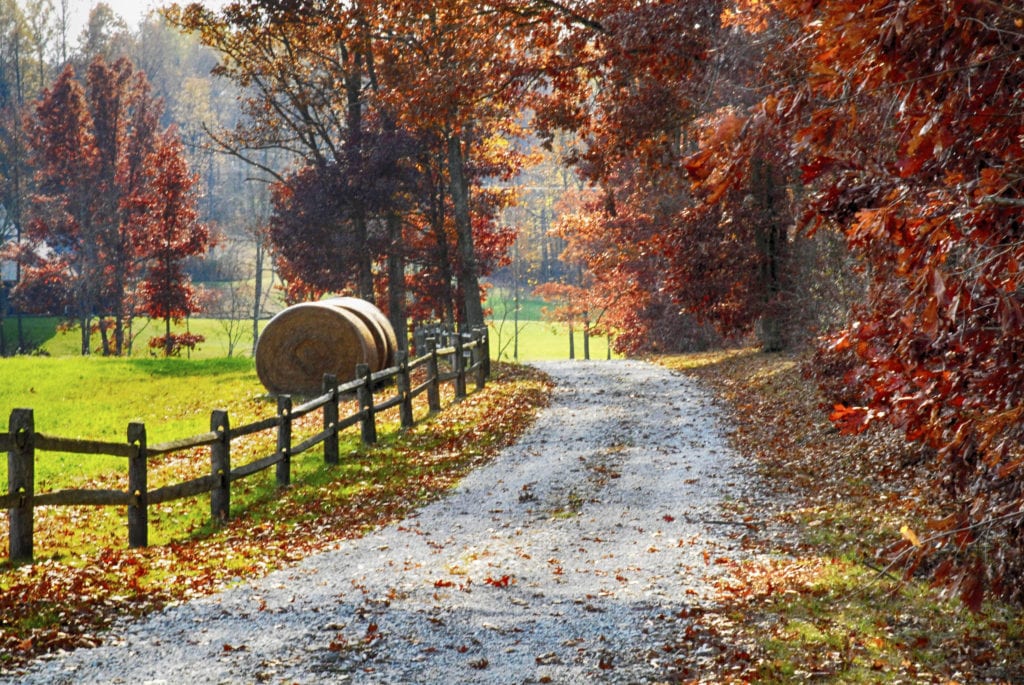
[661,350,1024,683]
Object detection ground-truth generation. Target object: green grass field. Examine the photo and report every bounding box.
[0,308,616,363]
[0,356,267,489]
[485,286,549,321]
[488,319,615,362]
[0,315,256,359]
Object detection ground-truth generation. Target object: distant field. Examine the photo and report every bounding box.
[0,316,614,362]
[489,319,615,362]
[0,287,618,363]
[486,286,618,361]
[0,315,258,359]
[485,287,548,321]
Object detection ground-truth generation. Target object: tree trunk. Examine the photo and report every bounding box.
[386,211,407,352]
[447,132,484,330]
[252,223,267,358]
[80,314,90,355]
[353,212,375,302]
[99,319,111,356]
[433,195,455,326]
[751,156,786,353]
[343,64,375,304]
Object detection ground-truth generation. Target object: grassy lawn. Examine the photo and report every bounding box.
[0,316,256,359]
[0,356,263,441]
[485,286,549,321]
[488,319,616,362]
[1,311,616,364]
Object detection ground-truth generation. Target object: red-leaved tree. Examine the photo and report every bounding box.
[687,1,1024,607]
[13,56,209,356]
[137,130,209,356]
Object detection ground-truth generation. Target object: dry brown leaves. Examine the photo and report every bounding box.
[660,349,1024,683]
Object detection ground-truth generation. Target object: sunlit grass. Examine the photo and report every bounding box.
[488,319,617,361]
[0,356,266,493]
[4,312,617,363]
[1,316,263,359]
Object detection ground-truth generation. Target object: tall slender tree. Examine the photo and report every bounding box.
[18,63,99,354]
[137,129,209,355]
[14,56,209,355]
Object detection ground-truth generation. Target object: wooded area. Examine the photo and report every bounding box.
[0,0,1022,608]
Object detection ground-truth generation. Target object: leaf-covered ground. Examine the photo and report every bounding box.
[660,349,1024,683]
[4,352,1023,682]
[0,363,552,671]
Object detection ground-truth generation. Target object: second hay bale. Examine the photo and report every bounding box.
[320,296,398,371]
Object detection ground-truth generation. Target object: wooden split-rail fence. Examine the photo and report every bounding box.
[2,329,490,563]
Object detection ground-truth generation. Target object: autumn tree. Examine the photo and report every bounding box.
[171,1,414,343]
[15,62,99,354]
[173,0,531,345]
[370,0,542,331]
[675,1,1024,606]
[137,130,209,356]
[0,0,35,353]
[76,2,132,62]
[13,56,209,355]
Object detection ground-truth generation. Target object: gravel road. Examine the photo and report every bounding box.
[9,359,764,684]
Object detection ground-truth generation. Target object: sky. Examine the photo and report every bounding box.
[68,0,171,34]
[66,0,227,37]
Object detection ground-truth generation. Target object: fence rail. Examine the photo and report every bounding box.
[3,329,489,562]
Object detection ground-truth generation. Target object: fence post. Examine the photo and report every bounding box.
[474,328,486,391]
[276,396,292,487]
[210,409,230,525]
[127,422,148,548]
[322,374,339,465]
[356,363,377,445]
[481,326,491,379]
[426,341,441,413]
[454,333,467,400]
[397,351,414,429]
[8,408,34,562]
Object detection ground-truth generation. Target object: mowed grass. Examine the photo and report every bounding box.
[488,319,616,362]
[485,287,549,321]
[2,309,616,364]
[0,316,257,359]
[486,286,620,361]
[0,356,268,486]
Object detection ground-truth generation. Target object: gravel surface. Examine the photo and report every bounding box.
[9,359,766,684]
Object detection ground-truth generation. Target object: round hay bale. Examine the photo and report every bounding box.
[255,302,376,395]
[324,297,399,369]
